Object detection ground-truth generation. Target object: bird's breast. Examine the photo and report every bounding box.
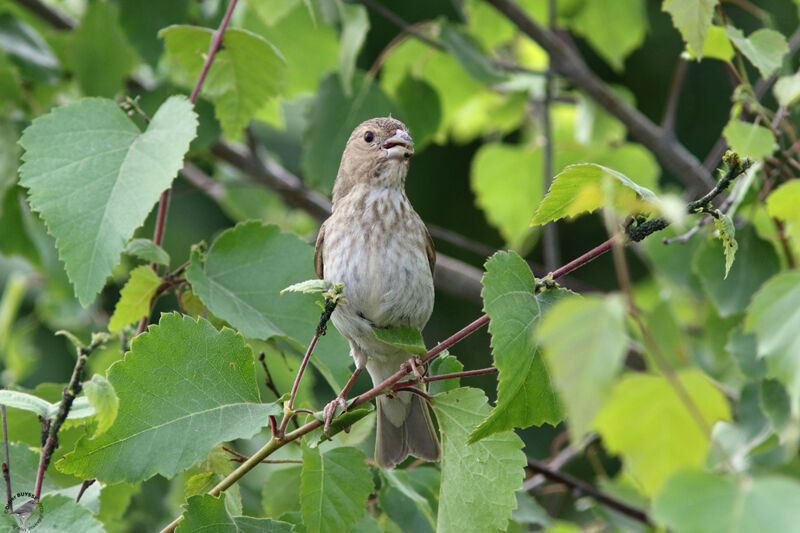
[323,187,434,330]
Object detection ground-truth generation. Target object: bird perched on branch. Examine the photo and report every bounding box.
[314,117,440,469]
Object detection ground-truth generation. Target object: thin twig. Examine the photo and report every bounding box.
[394,366,497,388]
[541,0,560,272]
[1,404,10,511]
[526,457,653,526]
[12,0,74,29]
[774,218,797,269]
[75,480,95,503]
[661,59,688,136]
[137,0,240,336]
[34,336,107,500]
[222,446,301,464]
[523,433,599,490]
[277,298,339,439]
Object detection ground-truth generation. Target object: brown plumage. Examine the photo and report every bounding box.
[314,117,440,468]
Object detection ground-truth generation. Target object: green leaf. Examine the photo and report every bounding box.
[338,4,369,96]
[532,163,658,225]
[470,143,543,250]
[18,96,197,306]
[262,465,302,518]
[177,493,294,533]
[123,238,170,266]
[0,493,104,533]
[302,72,396,193]
[760,379,790,435]
[0,389,94,421]
[185,221,353,391]
[440,23,508,84]
[470,251,570,443]
[687,25,735,61]
[380,469,436,532]
[160,26,286,139]
[0,13,60,82]
[722,120,776,161]
[663,0,717,59]
[280,279,332,295]
[745,270,800,413]
[372,326,426,356]
[83,374,118,437]
[538,294,628,439]
[435,387,525,533]
[243,2,339,99]
[57,314,279,483]
[714,213,738,279]
[773,72,800,107]
[766,180,800,241]
[428,352,464,395]
[108,265,162,332]
[653,471,800,533]
[693,225,780,317]
[300,446,374,533]
[394,75,441,150]
[593,369,731,495]
[726,27,789,78]
[68,2,137,97]
[572,0,648,71]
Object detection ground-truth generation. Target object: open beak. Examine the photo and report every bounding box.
[383,129,414,159]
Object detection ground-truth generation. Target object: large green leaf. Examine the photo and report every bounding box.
[185,221,353,391]
[68,2,137,97]
[57,314,278,482]
[160,26,286,139]
[300,446,374,533]
[18,96,197,306]
[469,251,569,443]
[572,0,647,71]
[593,369,731,495]
[653,471,800,533]
[745,270,800,413]
[470,143,543,250]
[725,27,788,78]
[662,0,717,59]
[538,294,628,439]
[435,387,525,533]
[532,163,657,225]
[693,225,780,317]
[177,494,294,533]
[723,120,776,162]
[302,72,396,194]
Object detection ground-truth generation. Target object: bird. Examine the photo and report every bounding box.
[314,117,440,469]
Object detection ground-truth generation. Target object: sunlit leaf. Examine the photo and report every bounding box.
[663,0,716,59]
[108,265,161,332]
[572,0,647,71]
[725,27,788,78]
[723,120,776,161]
[593,369,731,495]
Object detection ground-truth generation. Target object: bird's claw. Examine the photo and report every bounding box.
[405,356,427,381]
[323,395,348,436]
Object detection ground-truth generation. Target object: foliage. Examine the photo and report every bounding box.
[0,0,799,531]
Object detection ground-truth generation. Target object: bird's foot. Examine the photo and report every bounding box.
[404,356,427,381]
[323,394,348,436]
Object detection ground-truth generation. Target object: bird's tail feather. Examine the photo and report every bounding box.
[374,392,440,469]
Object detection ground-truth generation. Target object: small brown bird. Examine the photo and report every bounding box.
[314,117,440,468]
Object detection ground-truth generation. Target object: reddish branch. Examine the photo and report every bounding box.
[136,0,240,336]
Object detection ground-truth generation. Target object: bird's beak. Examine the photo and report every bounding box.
[382,129,414,160]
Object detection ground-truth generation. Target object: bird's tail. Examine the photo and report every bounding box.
[374,390,440,469]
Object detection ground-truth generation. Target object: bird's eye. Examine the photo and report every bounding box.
[363,131,374,143]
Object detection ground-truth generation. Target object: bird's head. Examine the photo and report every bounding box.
[332,117,414,204]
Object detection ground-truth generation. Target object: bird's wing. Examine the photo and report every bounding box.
[314,220,326,279]
[424,225,436,277]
